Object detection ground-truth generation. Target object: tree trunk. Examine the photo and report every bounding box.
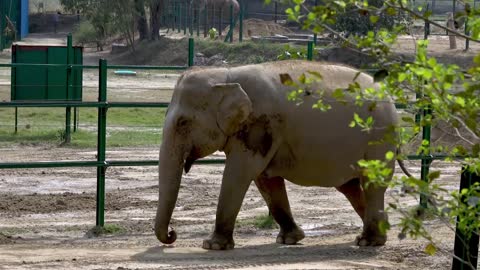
[135,0,148,40]
[150,0,163,40]
[447,12,457,49]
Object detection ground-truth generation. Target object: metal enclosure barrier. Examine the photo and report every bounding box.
[0,37,203,227]
[0,35,477,269]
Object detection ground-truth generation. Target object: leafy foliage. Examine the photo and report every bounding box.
[275,0,480,266]
[61,0,149,49]
[61,0,115,49]
[335,0,411,36]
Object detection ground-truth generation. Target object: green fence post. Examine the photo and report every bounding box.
[178,3,181,33]
[211,4,215,32]
[424,3,430,40]
[74,107,79,132]
[196,4,200,37]
[65,34,73,144]
[188,2,193,35]
[0,0,4,51]
[188,37,194,67]
[239,0,243,42]
[96,58,108,227]
[419,104,432,208]
[11,44,17,133]
[73,107,77,132]
[14,107,18,134]
[465,18,469,51]
[452,167,480,270]
[219,7,223,36]
[313,0,318,45]
[170,2,177,32]
[274,1,278,23]
[184,3,187,35]
[415,91,422,123]
[307,41,314,61]
[229,4,234,43]
[204,3,208,38]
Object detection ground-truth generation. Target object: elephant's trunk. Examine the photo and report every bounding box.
[154,140,185,245]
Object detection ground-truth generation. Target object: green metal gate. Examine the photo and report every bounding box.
[11,44,83,101]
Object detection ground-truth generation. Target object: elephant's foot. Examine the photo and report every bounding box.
[276,226,305,245]
[202,233,235,250]
[355,232,387,246]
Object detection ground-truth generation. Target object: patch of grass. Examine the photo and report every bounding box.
[238,214,278,230]
[71,129,161,148]
[0,107,166,148]
[0,227,27,235]
[0,108,166,127]
[87,224,126,237]
[0,129,65,146]
[0,127,162,148]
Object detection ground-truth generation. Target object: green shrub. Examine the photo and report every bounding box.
[73,20,97,44]
[335,0,411,36]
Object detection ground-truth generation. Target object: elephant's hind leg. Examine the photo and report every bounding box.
[355,177,388,246]
[336,178,366,220]
[254,175,305,245]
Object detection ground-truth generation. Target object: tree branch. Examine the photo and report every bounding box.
[387,1,480,43]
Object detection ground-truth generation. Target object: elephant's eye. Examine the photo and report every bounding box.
[176,117,192,128]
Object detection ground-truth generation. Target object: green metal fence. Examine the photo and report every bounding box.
[0,36,476,269]
[162,0,246,42]
[0,37,203,227]
[0,37,439,226]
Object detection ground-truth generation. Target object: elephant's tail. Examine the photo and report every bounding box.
[396,159,413,178]
[395,147,413,178]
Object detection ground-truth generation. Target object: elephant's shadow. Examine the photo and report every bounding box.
[132,241,380,267]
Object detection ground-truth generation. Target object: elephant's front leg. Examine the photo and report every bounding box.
[254,175,304,245]
[202,153,255,250]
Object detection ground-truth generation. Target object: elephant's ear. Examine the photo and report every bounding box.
[214,83,252,136]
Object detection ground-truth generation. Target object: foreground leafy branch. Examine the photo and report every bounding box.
[276,0,480,265]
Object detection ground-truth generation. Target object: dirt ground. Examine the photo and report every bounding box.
[1,20,479,269]
[0,145,466,270]
[0,73,473,270]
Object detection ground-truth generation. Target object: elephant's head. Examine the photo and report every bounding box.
[154,68,252,244]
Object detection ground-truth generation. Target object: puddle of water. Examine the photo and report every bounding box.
[301,223,325,230]
[300,223,343,236]
[303,229,336,236]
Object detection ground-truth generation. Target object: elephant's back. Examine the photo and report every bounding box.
[239,61,398,186]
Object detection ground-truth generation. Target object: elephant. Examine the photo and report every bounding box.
[155,60,409,250]
[191,0,240,28]
[193,0,240,14]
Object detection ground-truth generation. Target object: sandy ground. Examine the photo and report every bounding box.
[0,77,472,269]
[0,145,467,270]
[0,26,479,269]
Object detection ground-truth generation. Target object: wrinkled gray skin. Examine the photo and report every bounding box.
[155,60,399,250]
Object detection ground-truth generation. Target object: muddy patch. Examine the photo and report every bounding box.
[0,191,157,217]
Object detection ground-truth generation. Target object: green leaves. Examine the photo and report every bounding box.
[349,113,375,132]
[385,151,394,161]
[278,0,480,259]
[424,243,437,255]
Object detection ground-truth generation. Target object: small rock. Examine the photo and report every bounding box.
[56,199,66,206]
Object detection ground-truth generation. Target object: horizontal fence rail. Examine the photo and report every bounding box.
[0,159,227,169]
[1,34,478,270]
